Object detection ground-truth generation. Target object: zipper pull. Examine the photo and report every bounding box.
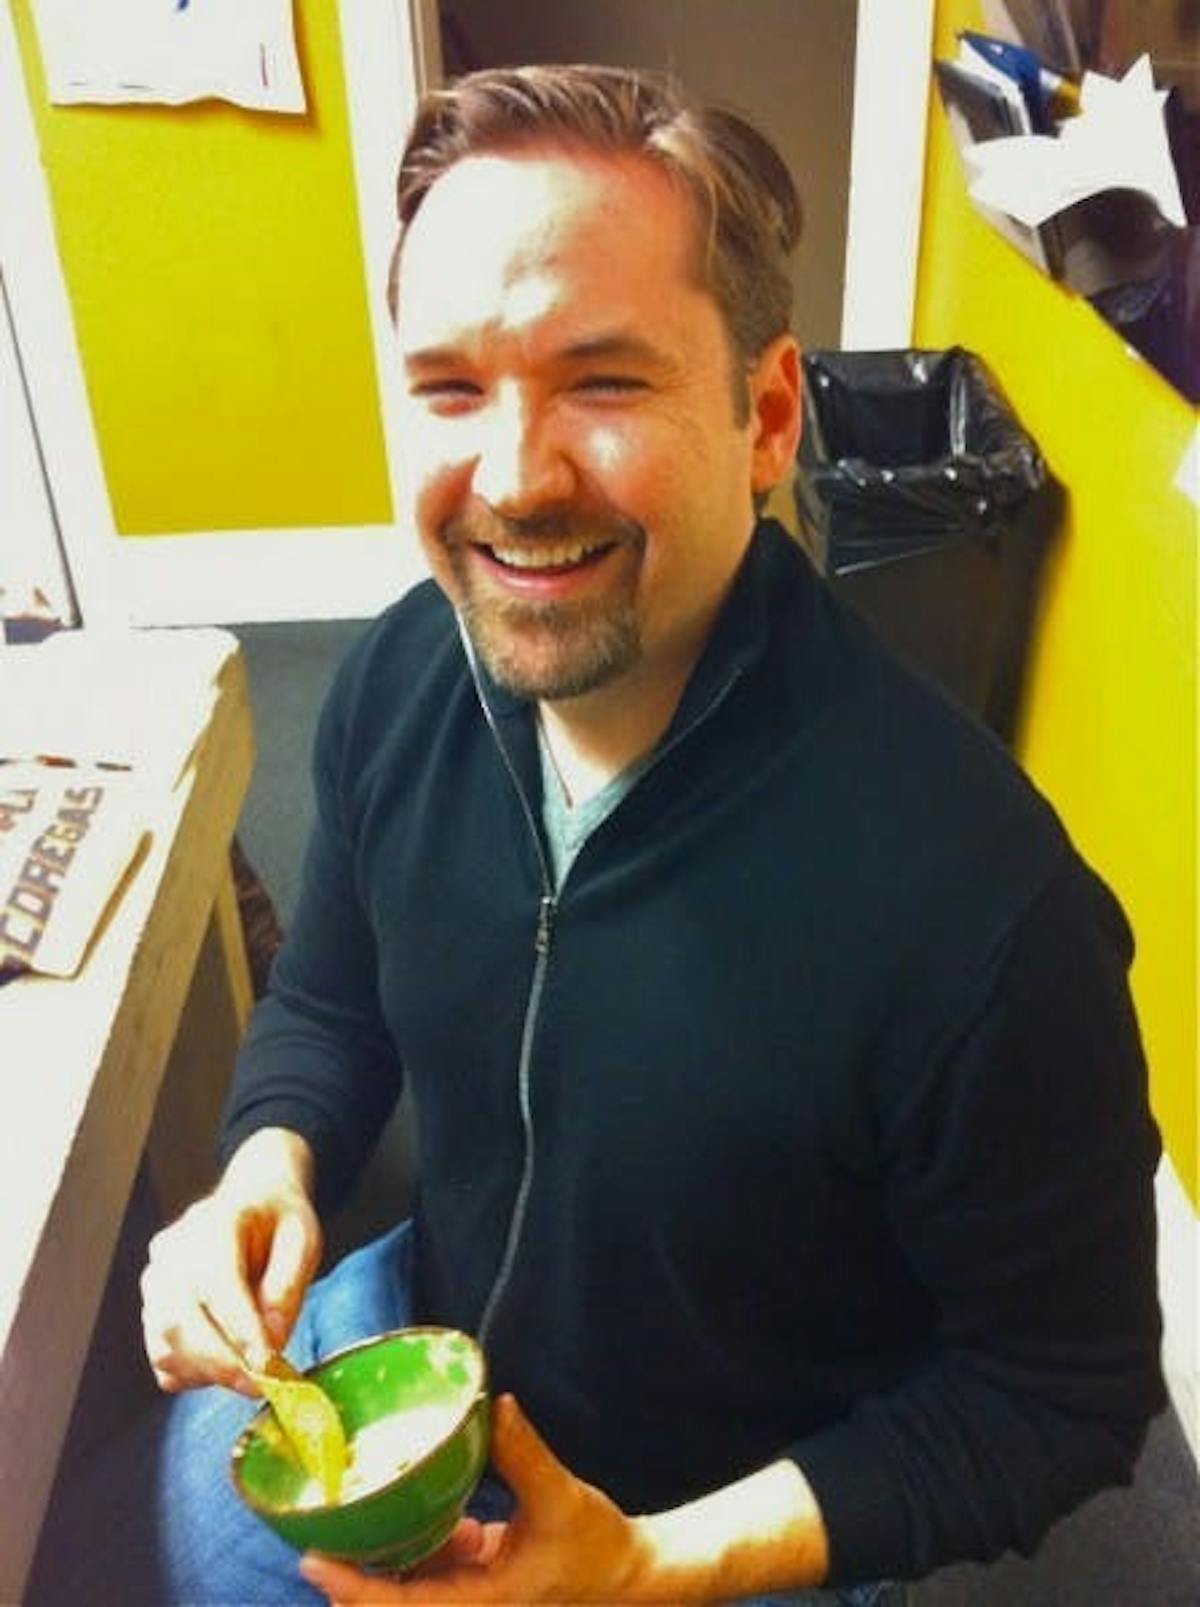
[535,894,556,955]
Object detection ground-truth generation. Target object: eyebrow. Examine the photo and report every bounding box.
[558,332,671,368]
[402,345,469,376]
[402,330,673,375]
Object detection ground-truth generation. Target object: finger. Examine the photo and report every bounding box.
[202,1210,303,1371]
[414,1516,507,1574]
[141,1299,257,1395]
[300,1554,409,1603]
[486,1394,575,1522]
[140,1251,251,1393]
[257,1205,320,1347]
[143,1205,278,1376]
[470,1522,507,1568]
[151,1324,259,1393]
[421,1517,488,1570]
[198,1279,277,1377]
[301,1548,507,1604]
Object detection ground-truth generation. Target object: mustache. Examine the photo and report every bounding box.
[444,504,644,552]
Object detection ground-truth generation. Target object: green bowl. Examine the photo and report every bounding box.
[230,1327,490,1573]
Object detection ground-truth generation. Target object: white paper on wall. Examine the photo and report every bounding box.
[29,0,306,114]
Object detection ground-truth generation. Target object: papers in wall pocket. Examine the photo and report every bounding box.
[963,57,1186,231]
[934,52,1057,275]
[29,0,306,114]
[935,44,1198,403]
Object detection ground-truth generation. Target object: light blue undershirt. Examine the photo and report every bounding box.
[536,718,650,888]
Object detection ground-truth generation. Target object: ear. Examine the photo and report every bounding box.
[749,334,802,497]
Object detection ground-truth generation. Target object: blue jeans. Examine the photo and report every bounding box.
[32,1222,904,1606]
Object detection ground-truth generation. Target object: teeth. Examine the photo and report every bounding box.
[487,539,611,570]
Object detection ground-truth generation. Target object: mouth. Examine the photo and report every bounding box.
[477,536,619,575]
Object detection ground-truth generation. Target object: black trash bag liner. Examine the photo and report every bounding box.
[793,347,1059,742]
[795,346,1045,575]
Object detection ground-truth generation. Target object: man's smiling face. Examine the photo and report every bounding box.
[393,148,770,706]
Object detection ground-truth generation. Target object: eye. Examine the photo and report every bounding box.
[571,375,649,398]
[410,379,483,413]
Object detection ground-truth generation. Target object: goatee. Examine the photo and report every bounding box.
[446,506,645,701]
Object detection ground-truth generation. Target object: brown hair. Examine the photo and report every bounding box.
[386,63,802,381]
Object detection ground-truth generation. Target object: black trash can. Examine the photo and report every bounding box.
[794,346,1059,743]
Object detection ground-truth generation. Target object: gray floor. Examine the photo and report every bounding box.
[231,620,1200,1606]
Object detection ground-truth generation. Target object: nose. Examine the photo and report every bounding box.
[471,388,576,516]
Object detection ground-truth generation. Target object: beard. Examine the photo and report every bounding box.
[445,505,646,701]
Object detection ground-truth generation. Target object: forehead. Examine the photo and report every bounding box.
[394,150,710,354]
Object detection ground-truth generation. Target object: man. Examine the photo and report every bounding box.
[49,65,1162,1605]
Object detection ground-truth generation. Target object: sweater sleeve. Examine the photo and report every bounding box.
[218,657,403,1214]
[791,858,1165,1585]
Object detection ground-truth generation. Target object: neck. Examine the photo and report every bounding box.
[538,651,692,806]
[536,567,748,801]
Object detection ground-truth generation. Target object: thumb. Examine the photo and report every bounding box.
[487,1393,574,1519]
[258,1205,319,1345]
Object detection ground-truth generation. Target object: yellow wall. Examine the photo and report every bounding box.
[12,0,391,535]
[915,1,1197,1204]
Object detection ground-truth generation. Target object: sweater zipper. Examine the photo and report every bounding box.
[476,889,555,1346]
[467,657,557,1347]
[466,631,744,1346]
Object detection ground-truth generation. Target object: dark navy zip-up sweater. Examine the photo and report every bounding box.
[221,521,1163,1585]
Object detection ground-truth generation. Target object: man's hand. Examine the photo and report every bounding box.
[140,1127,322,1394]
[300,1393,830,1604]
[300,1393,675,1604]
